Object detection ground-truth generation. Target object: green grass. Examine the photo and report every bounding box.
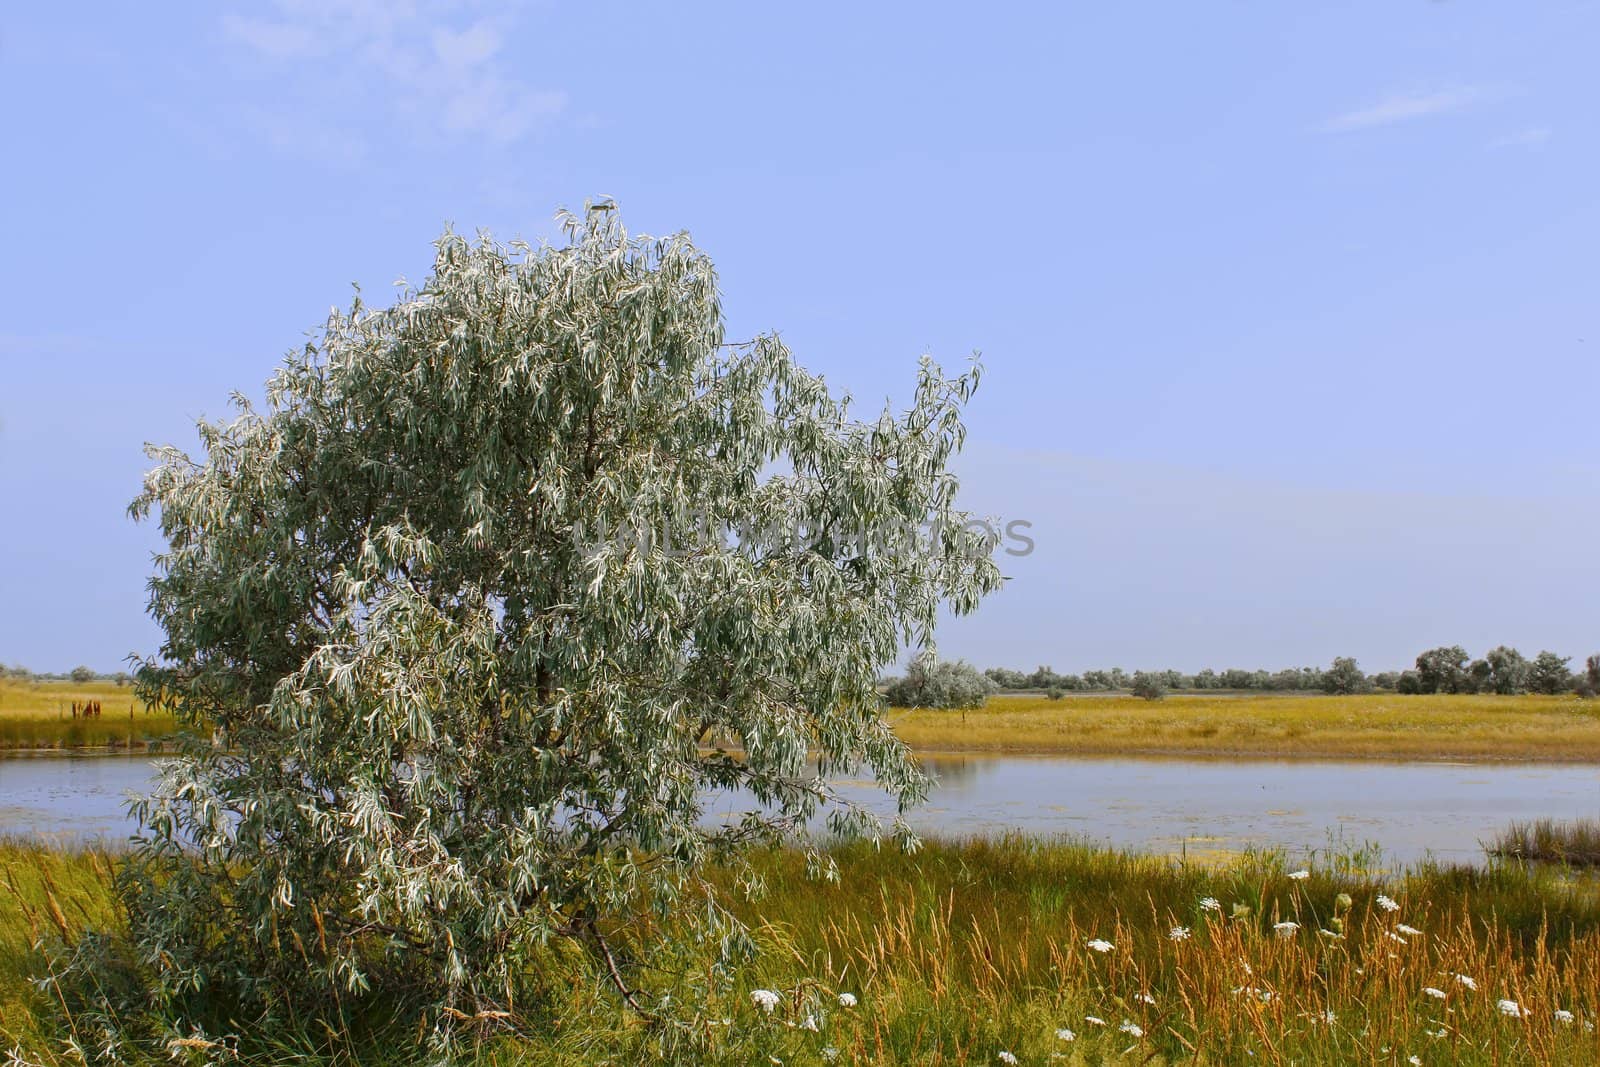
[1489,819,1600,867]
[3,836,1597,1064]
[0,679,180,750]
[890,691,1600,761]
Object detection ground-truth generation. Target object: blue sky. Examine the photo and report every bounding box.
[2,1,1596,674]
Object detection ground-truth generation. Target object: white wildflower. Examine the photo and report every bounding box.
[1085,1015,1106,1026]
[800,1015,820,1032]
[1055,1028,1076,1042]
[1288,869,1310,881]
[821,1049,838,1062]
[1318,928,1343,939]
[1397,923,1422,936]
[1427,1027,1448,1038]
[1136,993,1156,1005]
[1408,1056,1422,1066]
[1086,938,1114,953]
[1199,897,1221,913]
[1385,930,1409,944]
[1273,921,1300,938]
[837,992,857,1008]
[1554,1009,1574,1024]
[1118,1020,1144,1038]
[751,989,781,1013]
[1497,999,1522,1018]
[998,1053,1018,1065]
[1169,925,1191,941]
[1423,987,1446,1000]
[1319,1009,1336,1024]
[1376,894,1400,912]
[1454,974,1477,991]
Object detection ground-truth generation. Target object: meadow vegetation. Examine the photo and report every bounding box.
[888,691,1600,761]
[5,680,1600,761]
[3,836,1597,1064]
[0,679,178,751]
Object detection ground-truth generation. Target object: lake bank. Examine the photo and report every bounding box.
[890,691,1600,761]
[6,688,1600,762]
[0,678,178,751]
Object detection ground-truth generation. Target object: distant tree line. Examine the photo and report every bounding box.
[0,662,131,685]
[981,663,1339,694]
[978,646,1600,700]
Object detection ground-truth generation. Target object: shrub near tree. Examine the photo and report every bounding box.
[113,205,1001,1050]
[885,656,996,709]
[1130,671,1166,701]
[1577,654,1600,698]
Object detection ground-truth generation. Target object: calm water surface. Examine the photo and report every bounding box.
[3,754,1597,865]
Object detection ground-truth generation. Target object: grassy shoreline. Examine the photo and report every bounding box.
[890,691,1600,762]
[4,835,1598,1064]
[0,679,178,752]
[7,684,1600,763]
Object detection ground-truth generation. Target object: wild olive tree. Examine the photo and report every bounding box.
[883,656,995,709]
[1414,645,1469,694]
[1321,656,1370,695]
[1528,650,1573,695]
[124,204,1001,1045]
[1482,645,1530,695]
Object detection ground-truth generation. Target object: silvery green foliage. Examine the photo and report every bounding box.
[883,656,995,709]
[126,203,1000,1043]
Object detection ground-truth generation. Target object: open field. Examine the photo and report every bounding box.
[890,692,1600,762]
[0,679,179,750]
[3,836,1597,1064]
[5,685,1600,760]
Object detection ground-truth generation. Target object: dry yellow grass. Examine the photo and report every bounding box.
[0,678,176,749]
[888,691,1600,762]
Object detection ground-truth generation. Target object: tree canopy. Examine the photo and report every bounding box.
[124,204,1000,1047]
[884,656,995,709]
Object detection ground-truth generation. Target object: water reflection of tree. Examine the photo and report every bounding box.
[806,755,984,789]
[919,756,980,787]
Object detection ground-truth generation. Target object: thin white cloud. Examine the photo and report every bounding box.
[1321,86,1488,132]
[219,14,320,60]
[1488,126,1552,149]
[221,2,565,148]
